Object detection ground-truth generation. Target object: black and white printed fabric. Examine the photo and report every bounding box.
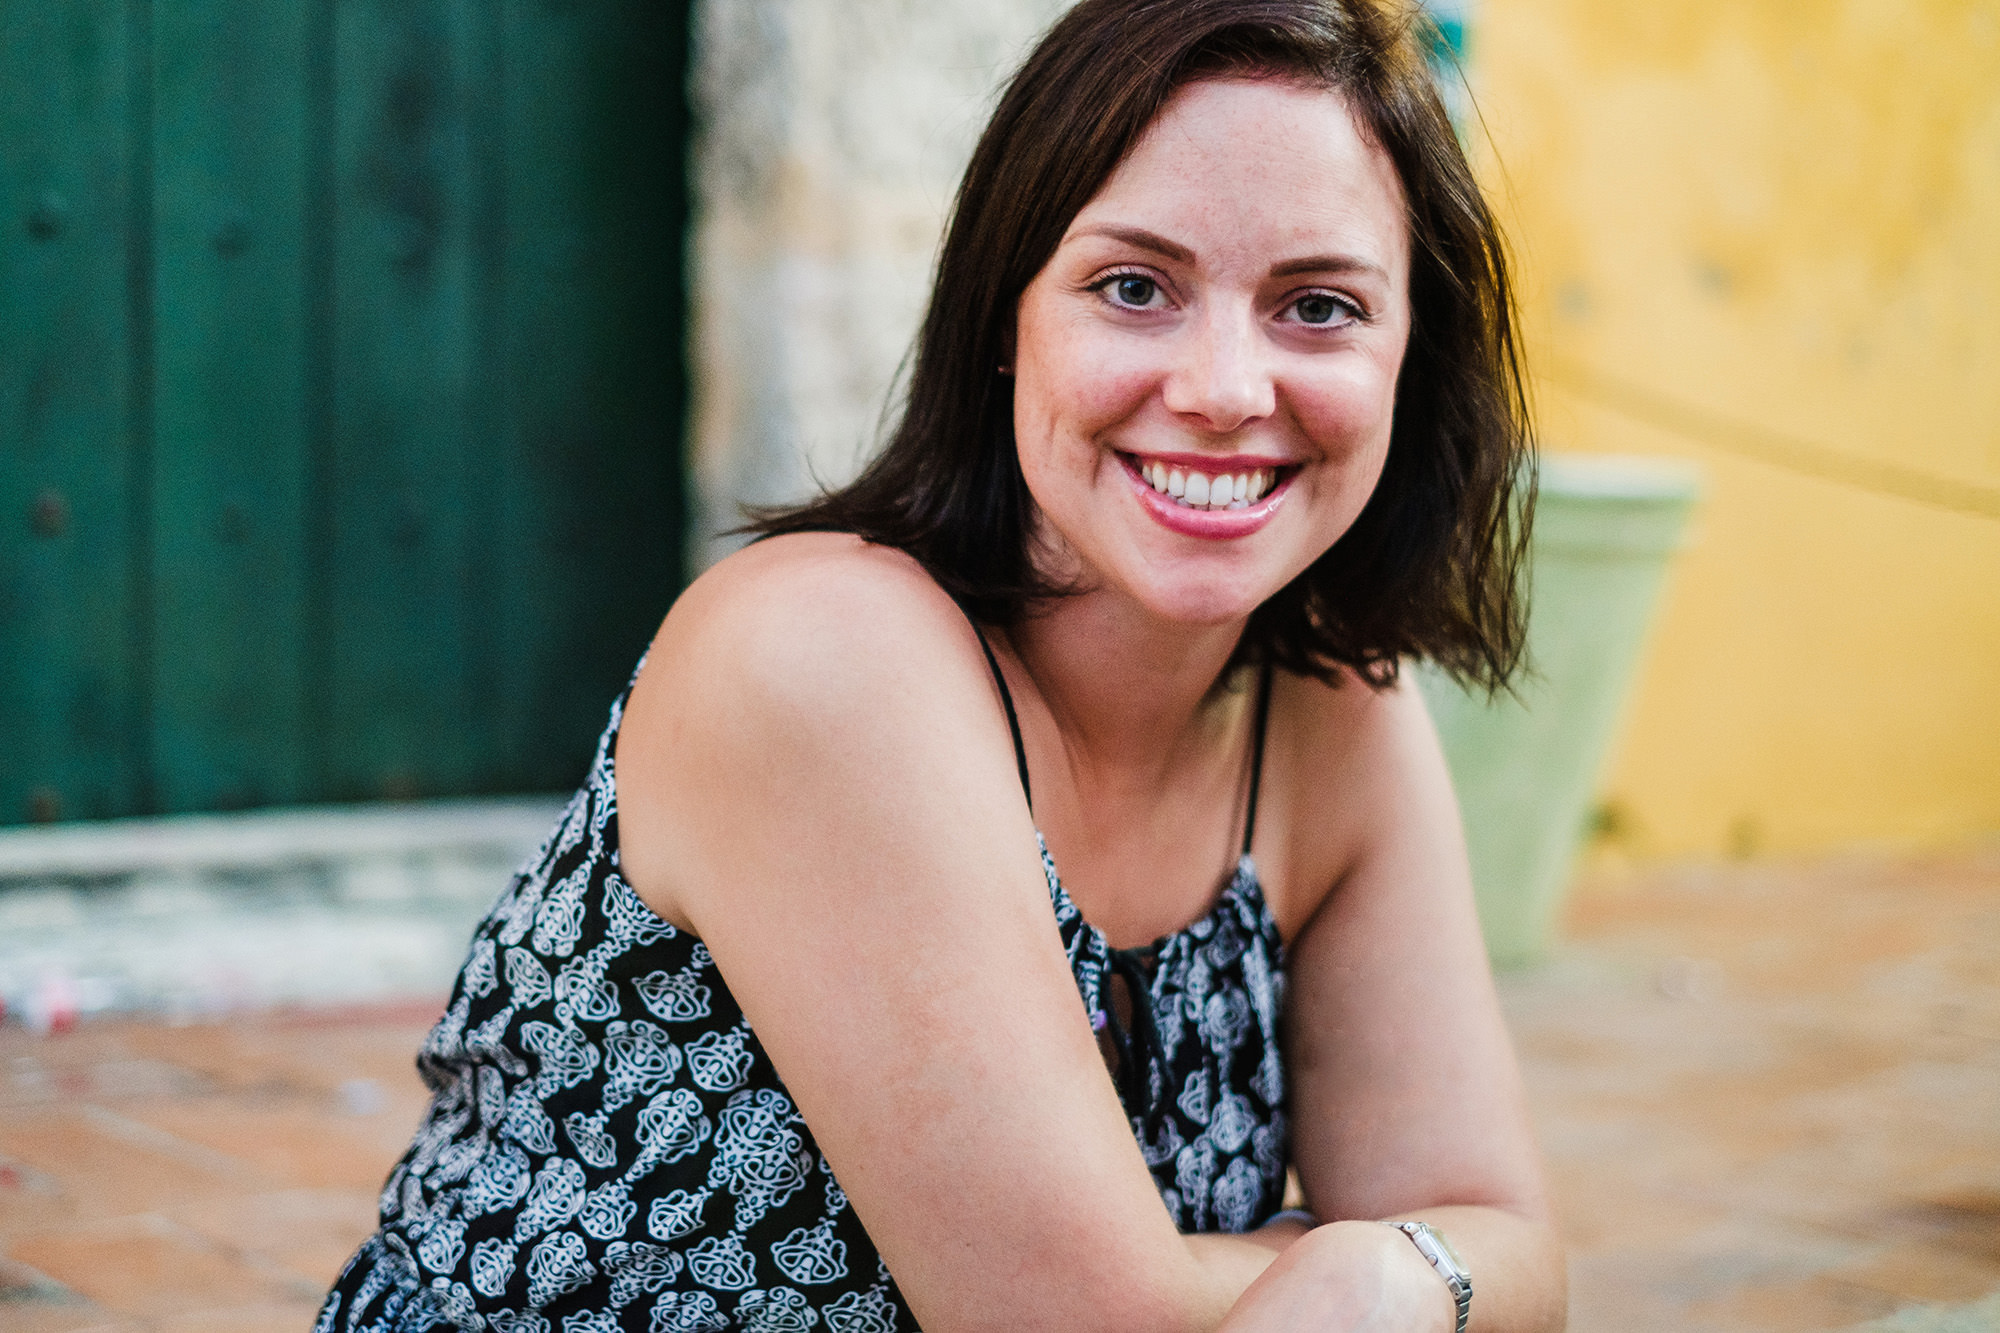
[318,671,1290,1331]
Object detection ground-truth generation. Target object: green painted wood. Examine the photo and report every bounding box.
[0,1,147,825]
[494,0,685,789]
[0,0,688,825]
[322,0,489,802]
[148,0,319,811]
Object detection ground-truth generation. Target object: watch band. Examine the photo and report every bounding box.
[1387,1221,1472,1333]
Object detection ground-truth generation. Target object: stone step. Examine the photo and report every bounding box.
[0,798,566,1025]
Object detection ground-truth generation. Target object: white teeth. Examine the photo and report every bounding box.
[1136,460,1282,510]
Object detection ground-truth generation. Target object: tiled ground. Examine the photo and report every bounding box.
[1512,844,2000,1332]
[0,1004,439,1331]
[0,845,1995,1331]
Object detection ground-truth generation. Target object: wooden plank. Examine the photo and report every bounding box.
[0,0,146,824]
[320,0,490,802]
[494,0,688,790]
[148,0,321,811]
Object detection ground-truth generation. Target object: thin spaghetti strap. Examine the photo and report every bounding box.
[1242,661,1275,857]
[960,611,1034,811]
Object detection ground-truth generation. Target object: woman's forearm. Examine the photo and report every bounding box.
[1388,1204,1567,1333]
[1182,1214,1313,1289]
[1188,1206,1564,1333]
[1152,1220,1303,1333]
[1209,1221,1452,1333]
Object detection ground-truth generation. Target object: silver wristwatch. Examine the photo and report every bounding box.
[1387,1221,1472,1333]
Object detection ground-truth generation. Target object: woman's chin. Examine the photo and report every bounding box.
[1126,576,1273,631]
[1035,510,1307,631]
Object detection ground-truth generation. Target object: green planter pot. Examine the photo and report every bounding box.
[1417,454,1701,967]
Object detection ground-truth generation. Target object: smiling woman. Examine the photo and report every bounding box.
[319,3,1560,1331]
[754,0,1531,692]
[1008,77,1415,627]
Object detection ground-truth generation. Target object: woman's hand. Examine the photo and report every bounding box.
[1216,1222,1456,1333]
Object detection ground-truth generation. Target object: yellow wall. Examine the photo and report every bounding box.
[1472,0,2000,857]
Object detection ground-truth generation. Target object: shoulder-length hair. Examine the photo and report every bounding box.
[750,0,1533,689]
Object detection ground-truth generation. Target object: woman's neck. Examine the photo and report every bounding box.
[1002,586,1250,789]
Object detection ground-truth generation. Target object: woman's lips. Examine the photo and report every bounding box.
[1117,452,1296,539]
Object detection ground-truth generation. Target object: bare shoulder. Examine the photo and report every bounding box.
[647,531,976,695]
[615,533,1022,924]
[1262,663,1458,938]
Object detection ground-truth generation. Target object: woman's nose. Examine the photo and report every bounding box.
[1160,306,1276,433]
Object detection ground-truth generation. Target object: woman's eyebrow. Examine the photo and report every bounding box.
[1067,225,1387,284]
[1067,223,1196,263]
[1270,253,1389,281]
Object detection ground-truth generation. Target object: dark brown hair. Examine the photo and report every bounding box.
[750,0,1533,689]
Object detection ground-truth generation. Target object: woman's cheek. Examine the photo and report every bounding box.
[1291,385,1397,533]
[1291,357,1398,459]
[1053,332,1166,425]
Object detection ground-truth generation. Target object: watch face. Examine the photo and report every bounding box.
[1404,1223,1470,1281]
[1428,1227,1468,1277]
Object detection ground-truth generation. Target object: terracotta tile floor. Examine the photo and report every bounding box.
[0,1004,440,1332]
[1511,844,2000,1332]
[1,846,1995,1331]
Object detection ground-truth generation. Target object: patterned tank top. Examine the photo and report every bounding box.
[318,636,1290,1332]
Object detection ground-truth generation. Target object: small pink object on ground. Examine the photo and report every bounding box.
[24,971,82,1038]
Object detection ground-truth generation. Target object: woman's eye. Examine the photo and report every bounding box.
[1292,293,1351,325]
[1112,275,1159,307]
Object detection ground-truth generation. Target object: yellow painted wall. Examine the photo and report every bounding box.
[1471,0,2000,857]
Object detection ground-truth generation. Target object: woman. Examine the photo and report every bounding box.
[320,0,1565,1328]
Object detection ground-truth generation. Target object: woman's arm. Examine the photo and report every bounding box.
[618,536,1262,1331]
[1273,675,1568,1332]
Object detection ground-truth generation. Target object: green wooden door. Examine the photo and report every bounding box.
[1,0,687,824]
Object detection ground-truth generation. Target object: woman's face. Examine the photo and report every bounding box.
[1012,77,1413,627]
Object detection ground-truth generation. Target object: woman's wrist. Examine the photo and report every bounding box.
[1260,1207,1469,1324]
[1215,1219,1457,1333]
[1383,1221,1472,1333]
[1328,1220,1461,1333]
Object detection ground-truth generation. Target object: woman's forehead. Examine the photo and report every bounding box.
[1064,77,1410,277]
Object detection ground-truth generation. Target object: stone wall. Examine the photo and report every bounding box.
[687,0,1069,565]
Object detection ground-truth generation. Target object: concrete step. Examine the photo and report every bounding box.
[0,798,567,1025]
